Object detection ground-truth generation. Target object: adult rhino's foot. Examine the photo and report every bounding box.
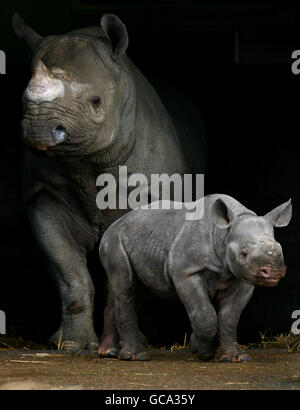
[49,327,99,354]
[118,346,151,361]
[214,345,251,363]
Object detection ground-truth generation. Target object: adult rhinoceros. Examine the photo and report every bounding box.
[13,12,207,352]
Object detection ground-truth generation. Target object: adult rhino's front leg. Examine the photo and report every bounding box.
[27,190,99,353]
[215,279,254,362]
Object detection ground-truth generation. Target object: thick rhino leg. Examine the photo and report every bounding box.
[99,233,150,361]
[27,190,98,353]
[98,283,119,357]
[99,282,148,358]
[215,279,254,362]
[173,275,218,361]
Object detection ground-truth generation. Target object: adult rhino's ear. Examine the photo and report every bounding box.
[100,14,129,59]
[211,198,234,229]
[264,199,292,228]
[12,13,42,52]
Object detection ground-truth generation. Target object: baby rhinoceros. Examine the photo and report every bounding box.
[99,194,292,362]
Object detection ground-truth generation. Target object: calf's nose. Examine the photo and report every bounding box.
[257,266,272,278]
[257,264,287,279]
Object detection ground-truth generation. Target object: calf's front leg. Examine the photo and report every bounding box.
[173,274,217,360]
[215,278,254,362]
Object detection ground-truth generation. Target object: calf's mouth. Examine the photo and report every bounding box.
[253,263,286,287]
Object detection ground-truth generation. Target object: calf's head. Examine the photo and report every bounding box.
[212,198,292,287]
[12,13,132,156]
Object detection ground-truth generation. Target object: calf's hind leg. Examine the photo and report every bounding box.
[100,234,150,361]
[98,282,119,357]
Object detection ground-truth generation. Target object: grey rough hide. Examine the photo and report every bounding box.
[99,194,291,362]
[12,13,207,352]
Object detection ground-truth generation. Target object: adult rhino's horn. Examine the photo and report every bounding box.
[25,61,65,103]
[12,13,42,52]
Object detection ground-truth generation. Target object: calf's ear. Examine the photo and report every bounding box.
[264,199,292,228]
[100,14,129,59]
[211,198,234,229]
[12,13,42,52]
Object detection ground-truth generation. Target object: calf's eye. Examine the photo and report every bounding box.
[240,251,248,259]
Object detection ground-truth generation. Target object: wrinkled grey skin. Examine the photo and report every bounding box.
[99,194,292,362]
[12,13,206,352]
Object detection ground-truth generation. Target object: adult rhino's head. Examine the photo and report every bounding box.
[13,13,132,156]
[212,198,292,287]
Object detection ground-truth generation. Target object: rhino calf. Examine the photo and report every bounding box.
[99,194,292,362]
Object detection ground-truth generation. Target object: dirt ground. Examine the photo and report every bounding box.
[0,348,299,390]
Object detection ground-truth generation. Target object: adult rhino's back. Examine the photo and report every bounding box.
[149,77,207,174]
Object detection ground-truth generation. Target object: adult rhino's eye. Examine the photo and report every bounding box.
[91,96,101,109]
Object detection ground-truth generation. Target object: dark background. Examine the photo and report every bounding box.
[0,0,300,347]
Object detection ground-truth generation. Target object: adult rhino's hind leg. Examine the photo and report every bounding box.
[99,232,150,361]
[28,191,99,353]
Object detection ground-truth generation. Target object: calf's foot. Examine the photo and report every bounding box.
[98,338,119,358]
[118,343,151,361]
[214,344,251,362]
[190,333,216,361]
[98,330,147,358]
[118,348,150,361]
[197,346,216,361]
